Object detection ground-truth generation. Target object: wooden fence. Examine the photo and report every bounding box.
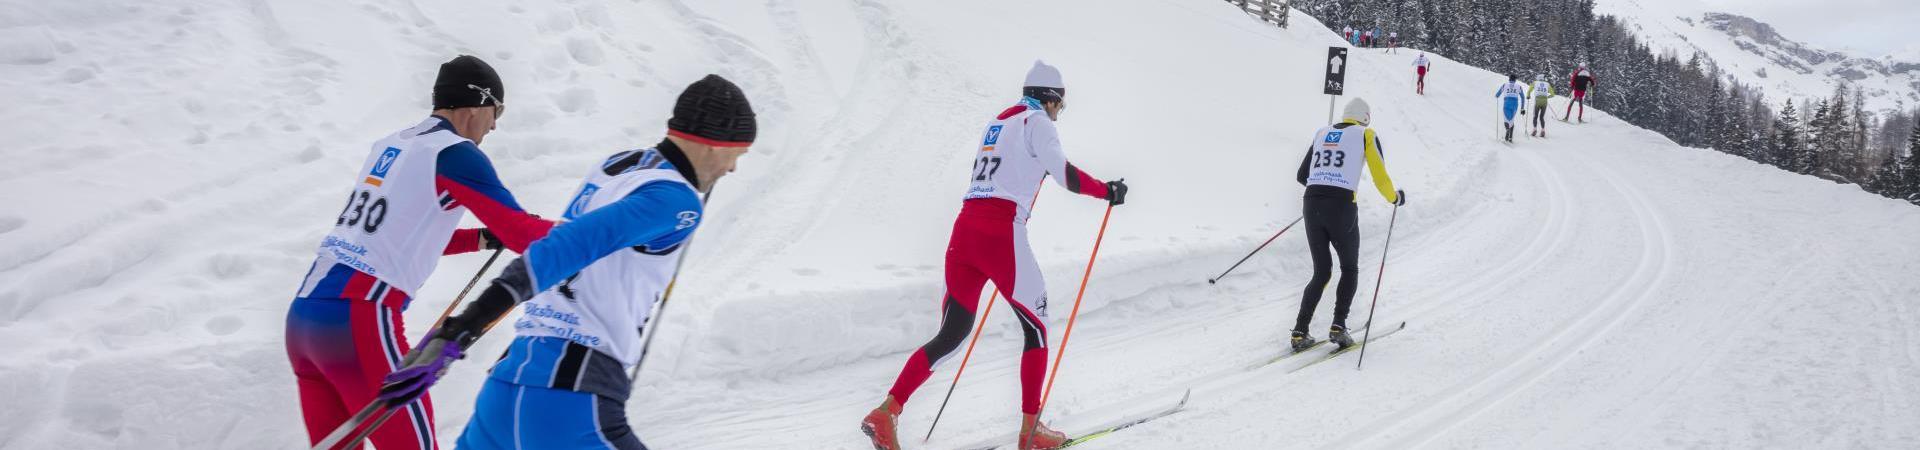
[1225,0,1289,28]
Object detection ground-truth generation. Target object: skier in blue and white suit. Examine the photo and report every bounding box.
[375,74,757,450]
[1494,74,1529,142]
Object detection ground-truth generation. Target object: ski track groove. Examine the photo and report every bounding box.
[1337,132,1677,449]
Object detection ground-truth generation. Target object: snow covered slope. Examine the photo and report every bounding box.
[1595,0,1920,112]
[1,0,1917,449]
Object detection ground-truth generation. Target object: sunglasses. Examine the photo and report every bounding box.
[468,84,506,118]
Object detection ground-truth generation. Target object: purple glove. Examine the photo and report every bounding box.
[378,333,463,406]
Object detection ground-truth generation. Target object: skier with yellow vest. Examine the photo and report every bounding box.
[1527,74,1554,137]
[1290,98,1404,352]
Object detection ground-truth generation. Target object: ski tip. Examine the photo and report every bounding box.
[1176,389,1193,407]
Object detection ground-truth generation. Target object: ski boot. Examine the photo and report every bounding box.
[1328,324,1355,349]
[1290,330,1319,353]
[1021,415,1067,450]
[1020,413,1070,450]
[861,397,902,450]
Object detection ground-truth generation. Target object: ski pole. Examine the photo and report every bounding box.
[339,237,638,449]
[335,406,401,450]
[1207,216,1304,284]
[630,188,715,381]
[312,249,501,450]
[432,248,504,330]
[311,401,383,450]
[923,186,1045,443]
[1038,201,1117,413]
[1356,203,1400,370]
[920,291,996,443]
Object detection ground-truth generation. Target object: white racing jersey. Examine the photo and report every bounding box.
[1301,122,1398,203]
[512,148,699,368]
[963,99,1108,222]
[1497,82,1528,102]
[311,118,469,295]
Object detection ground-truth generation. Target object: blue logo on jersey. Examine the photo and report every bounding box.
[1324,131,1345,143]
[370,147,402,178]
[983,125,1003,146]
[564,184,599,220]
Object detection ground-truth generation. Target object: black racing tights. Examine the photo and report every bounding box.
[1295,193,1360,333]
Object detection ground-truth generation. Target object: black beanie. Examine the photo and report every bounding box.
[667,74,757,146]
[432,55,505,110]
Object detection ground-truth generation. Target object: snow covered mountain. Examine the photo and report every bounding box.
[1596,0,1920,113]
[1,0,1917,449]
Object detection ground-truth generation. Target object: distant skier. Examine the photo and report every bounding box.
[376,74,757,450]
[861,61,1128,450]
[285,55,554,450]
[1388,31,1400,54]
[1412,53,1431,95]
[1362,29,1373,48]
[1527,74,1554,137]
[1563,63,1596,122]
[1372,25,1384,47]
[1495,74,1528,142]
[1292,98,1404,352]
[1343,25,1353,44]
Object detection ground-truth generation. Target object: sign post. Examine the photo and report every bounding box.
[1324,47,1348,123]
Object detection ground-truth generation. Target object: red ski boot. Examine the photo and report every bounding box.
[1019,413,1070,450]
[861,397,902,450]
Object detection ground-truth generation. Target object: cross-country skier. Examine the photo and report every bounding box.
[284,55,555,450]
[1528,74,1554,137]
[1496,74,1528,142]
[860,61,1128,450]
[1388,31,1400,54]
[1563,63,1596,122]
[375,74,757,450]
[1292,98,1404,352]
[1413,53,1431,95]
[1343,25,1353,44]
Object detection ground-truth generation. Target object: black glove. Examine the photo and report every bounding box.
[1394,189,1407,206]
[431,258,537,348]
[479,229,504,251]
[1105,179,1128,206]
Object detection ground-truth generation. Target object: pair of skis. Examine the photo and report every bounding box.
[952,321,1409,449]
[1254,320,1408,371]
[955,389,1191,450]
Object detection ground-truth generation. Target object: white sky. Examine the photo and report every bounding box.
[1695,0,1920,59]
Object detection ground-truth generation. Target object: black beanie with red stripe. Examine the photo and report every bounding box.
[667,75,757,146]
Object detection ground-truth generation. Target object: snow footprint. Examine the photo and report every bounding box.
[552,87,597,114]
[203,315,244,336]
[0,216,22,235]
[205,252,257,280]
[566,36,604,66]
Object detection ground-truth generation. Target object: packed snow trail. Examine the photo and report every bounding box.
[2,1,1918,449]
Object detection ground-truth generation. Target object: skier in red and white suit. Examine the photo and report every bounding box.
[861,61,1128,450]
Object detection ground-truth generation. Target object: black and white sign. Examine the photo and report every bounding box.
[1324,47,1348,96]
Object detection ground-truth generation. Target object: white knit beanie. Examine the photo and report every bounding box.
[1023,60,1066,102]
[1343,98,1371,125]
[1024,60,1064,89]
